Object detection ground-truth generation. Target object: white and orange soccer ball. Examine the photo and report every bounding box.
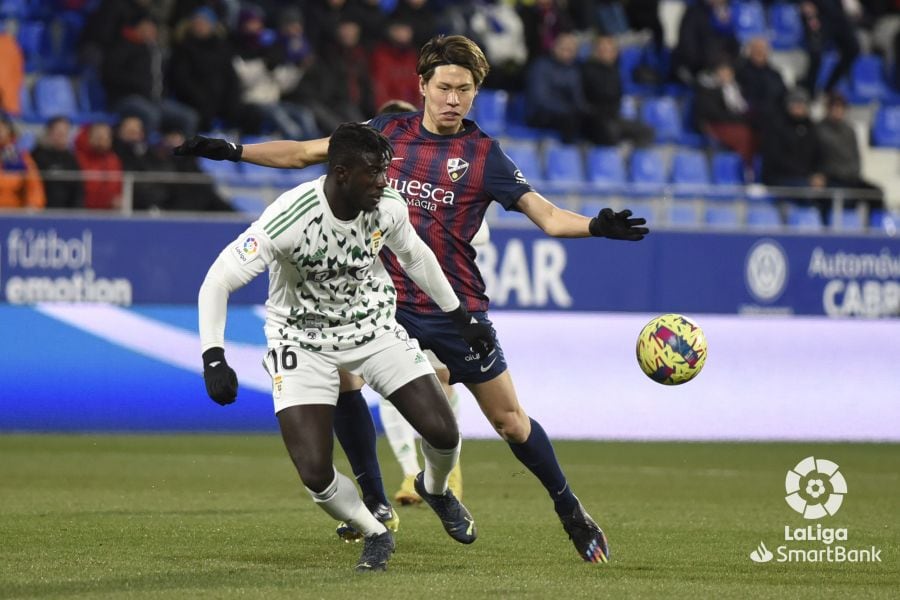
[636,314,707,385]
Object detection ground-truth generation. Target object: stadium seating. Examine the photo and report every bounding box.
[640,97,682,143]
[746,204,783,229]
[711,152,744,186]
[670,150,711,197]
[786,205,824,230]
[733,1,768,43]
[472,89,508,137]
[229,195,267,217]
[830,208,864,232]
[16,20,46,73]
[198,158,240,185]
[768,2,804,50]
[665,202,700,226]
[870,209,898,235]
[585,147,626,191]
[629,148,667,196]
[849,55,890,103]
[871,105,900,147]
[502,143,543,185]
[705,204,741,229]
[33,75,77,119]
[544,144,584,190]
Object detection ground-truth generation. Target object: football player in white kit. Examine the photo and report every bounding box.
[197,123,493,572]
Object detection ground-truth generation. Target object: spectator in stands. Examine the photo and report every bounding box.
[369,20,421,111]
[392,0,438,49]
[816,92,884,218]
[760,88,826,220]
[468,0,528,91]
[0,113,46,209]
[74,122,123,210]
[286,19,373,134]
[156,128,234,212]
[353,0,389,49]
[0,30,24,116]
[799,0,861,95]
[671,0,739,85]
[169,7,256,134]
[80,0,166,68]
[231,4,320,140]
[694,59,757,168]
[305,0,353,52]
[112,115,168,210]
[581,36,654,147]
[31,116,84,209]
[736,37,787,129]
[526,32,590,144]
[625,0,665,57]
[518,0,574,64]
[102,12,200,137]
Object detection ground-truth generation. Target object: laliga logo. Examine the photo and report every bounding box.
[784,456,847,519]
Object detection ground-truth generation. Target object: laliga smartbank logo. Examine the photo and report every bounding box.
[749,456,882,564]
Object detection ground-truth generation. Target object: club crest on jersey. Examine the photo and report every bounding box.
[370,229,383,254]
[447,157,469,182]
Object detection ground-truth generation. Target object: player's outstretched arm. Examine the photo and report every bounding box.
[515,191,649,240]
[174,135,330,169]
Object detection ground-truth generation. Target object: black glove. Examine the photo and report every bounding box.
[173,136,243,162]
[448,305,495,357]
[202,347,238,406]
[589,208,649,241]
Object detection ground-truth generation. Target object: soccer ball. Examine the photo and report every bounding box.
[636,314,707,385]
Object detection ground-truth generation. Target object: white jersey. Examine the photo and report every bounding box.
[207,176,457,352]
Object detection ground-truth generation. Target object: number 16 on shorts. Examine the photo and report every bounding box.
[265,346,299,401]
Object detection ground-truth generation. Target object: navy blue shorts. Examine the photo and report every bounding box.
[395,308,507,385]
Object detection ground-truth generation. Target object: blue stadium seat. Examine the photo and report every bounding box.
[282,163,327,186]
[77,67,107,113]
[640,97,682,143]
[671,150,710,197]
[871,105,900,147]
[869,209,898,235]
[19,83,37,121]
[0,0,26,18]
[705,205,741,229]
[815,52,851,96]
[504,93,558,141]
[472,89,508,136]
[619,44,654,95]
[197,157,239,184]
[786,205,824,230]
[33,75,77,119]
[502,143,543,185]
[44,11,86,74]
[849,55,889,103]
[746,204,782,229]
[830,208,864,231]
[585,147,626,191]
[16,20,46,73]
[733,1,767,43]
[665,202,700,226]
[229,195,267,217]
[711,152,743,185]
[544,144,584,189]
[768,3,803,50]
[628,148,666,196]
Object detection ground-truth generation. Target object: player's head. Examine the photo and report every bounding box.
[327,122,394,213]
[417,35,489,135]
[377,99,418,115]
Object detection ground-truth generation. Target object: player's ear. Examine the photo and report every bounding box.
[418,75,427,99]
[332,164,349,183]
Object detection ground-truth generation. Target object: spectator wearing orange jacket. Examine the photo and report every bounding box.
[74,122,122,210]
[0,113,46,209]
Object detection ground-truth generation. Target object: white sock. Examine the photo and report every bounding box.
[421,436,461,495]
[306,468,386,537]
[379,398,421,477]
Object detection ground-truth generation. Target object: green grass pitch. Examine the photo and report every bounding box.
[1,436,898,599]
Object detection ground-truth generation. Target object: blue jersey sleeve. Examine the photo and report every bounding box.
[484,141,535,210]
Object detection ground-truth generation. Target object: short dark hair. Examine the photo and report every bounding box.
[377,99,417,115]
[328,122,393,171]
[417,35,489,88]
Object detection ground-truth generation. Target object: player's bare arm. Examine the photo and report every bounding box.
[174,135,329,169]
[516,191,650,241]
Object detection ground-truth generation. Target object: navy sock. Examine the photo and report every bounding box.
[334,390,388,507]
[508,418,578,517]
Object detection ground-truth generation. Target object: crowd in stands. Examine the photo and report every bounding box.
[0,0,897,224]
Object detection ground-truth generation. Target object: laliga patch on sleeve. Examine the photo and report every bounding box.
[233,236,260,264]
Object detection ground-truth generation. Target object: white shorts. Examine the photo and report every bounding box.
[424,348,447,371]
[264,323,435,413]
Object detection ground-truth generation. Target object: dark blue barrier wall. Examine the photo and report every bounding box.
[1,215,899,316]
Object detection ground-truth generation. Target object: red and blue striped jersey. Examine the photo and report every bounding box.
[368,111,533,313]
